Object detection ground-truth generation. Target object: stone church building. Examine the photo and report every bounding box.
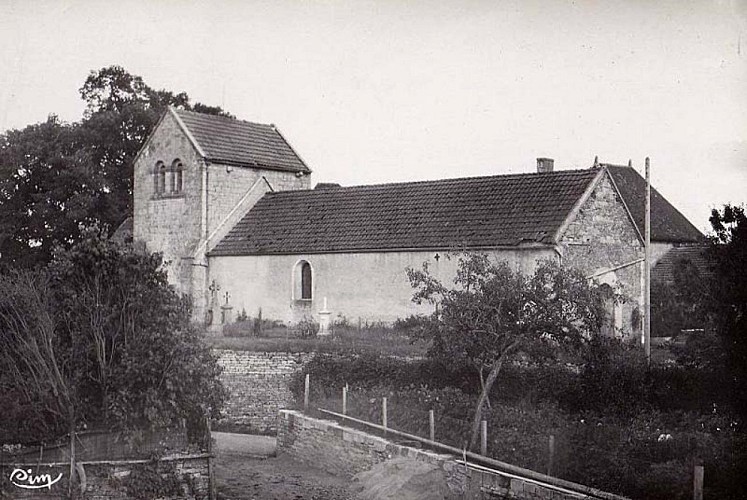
[131,108,703,338]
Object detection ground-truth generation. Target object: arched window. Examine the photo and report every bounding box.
[599,283,622,337]
[293,260,313,300]
[154,161,166,195]
[301,262,312,299]
[173,159,184,194]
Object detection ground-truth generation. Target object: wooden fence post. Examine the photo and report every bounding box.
[429,410,435,442]
[382,397,388,434]
[693,465,704,500]
[206,417,216,500]
[342,385,347,415]
[480,420,488,456]
[547,435,556,476]
[304,374,310,412]
[68,430,75,498]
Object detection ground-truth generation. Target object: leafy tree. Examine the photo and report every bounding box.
[708,204,747,415]
[0,225,225,443]
[407,253,605,450]
[651,257,708,337]
[0,65,231,268]
[0,116,99,267]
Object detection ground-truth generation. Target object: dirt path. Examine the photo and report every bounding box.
[213,433,357,500]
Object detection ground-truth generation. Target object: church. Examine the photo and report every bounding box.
[131,108,703,337]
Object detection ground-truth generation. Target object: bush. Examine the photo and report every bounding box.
[562,337,731,416]
[289,353,476,400]
[0,225,226,444]
[294,316,319,337]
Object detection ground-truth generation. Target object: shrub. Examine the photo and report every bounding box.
[293,316,319,337]
[0,225,226,444]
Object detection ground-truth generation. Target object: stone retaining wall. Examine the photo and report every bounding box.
[277,410,468,492]
[0,453,210,499]
[277,410,623,500]
[216,350,313,434]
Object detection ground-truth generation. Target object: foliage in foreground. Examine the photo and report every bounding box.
[0,226,226,444]
[407,254,606,450]
[292,342,744,500]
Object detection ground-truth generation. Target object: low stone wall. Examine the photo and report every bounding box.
[0,453,210,499]
[277,410,467,492]
[216,350,313,434]
[277,410,625,500]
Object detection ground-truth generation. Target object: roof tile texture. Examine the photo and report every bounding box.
[652,245,712,282]
[175,109,309,173]
[210,169,600,255]
[607,166,703,243]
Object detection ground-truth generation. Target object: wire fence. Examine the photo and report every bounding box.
[297,375,703,499]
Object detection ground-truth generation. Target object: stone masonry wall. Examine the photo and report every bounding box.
[206,165,309,236]
[133,111,204,296]
[276,410,467,491]
[277,410,619,500]
[561,172,644,338]
[1,454,209,499]
[216,350,313,434]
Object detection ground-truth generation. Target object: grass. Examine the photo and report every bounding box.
[205,322,428,357]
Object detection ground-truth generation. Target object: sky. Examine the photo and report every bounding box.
[1,0,745,232]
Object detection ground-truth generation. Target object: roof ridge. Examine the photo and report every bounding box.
[268,168,599,196]
[174,107,274,129]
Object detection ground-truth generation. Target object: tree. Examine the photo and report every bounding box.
[708,204,747,415]
[0,116,101,268]
[0,65,232,268]
[651,257,708,338]
[0,268,78,442]
[407,253,606,450]
[0,225,225,443]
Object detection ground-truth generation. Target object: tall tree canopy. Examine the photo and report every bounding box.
[0,65,231,268]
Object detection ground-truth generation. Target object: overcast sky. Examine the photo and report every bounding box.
[1,0,745,232]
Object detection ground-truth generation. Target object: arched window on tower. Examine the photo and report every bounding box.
[172,159,184,194]
[154,161,166,195]
[293,260,313,301]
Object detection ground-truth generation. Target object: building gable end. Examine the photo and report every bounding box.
[552,168,606,244]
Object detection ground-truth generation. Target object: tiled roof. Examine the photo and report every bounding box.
[652,245,712,282]
[607,166,703,243]
[174,109,310,173]
[210,169,601,255]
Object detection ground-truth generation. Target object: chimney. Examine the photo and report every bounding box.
[536,157,554,173]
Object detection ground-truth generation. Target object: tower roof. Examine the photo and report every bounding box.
[173,108,310,173]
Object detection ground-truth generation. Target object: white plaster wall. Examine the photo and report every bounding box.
[207,248,555,324]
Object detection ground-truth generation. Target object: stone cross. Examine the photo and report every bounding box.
[208,280,221,305]
[224,291,231,305]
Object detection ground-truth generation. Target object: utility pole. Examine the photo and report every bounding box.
[644,157,651,365]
